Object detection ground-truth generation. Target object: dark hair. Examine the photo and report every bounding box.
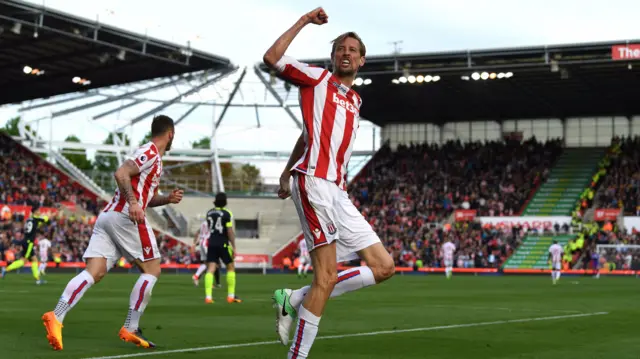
[331,32,366,57]
[214,192,227,208]
[151,115,174,137]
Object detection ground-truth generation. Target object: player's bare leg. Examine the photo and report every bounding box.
[204,262,217,303]
[119,258,161,349]
[275,243,394,346]
[42,257,107,351]
[285,242,337,358]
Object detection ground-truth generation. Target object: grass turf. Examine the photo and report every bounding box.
[0,272,638,359]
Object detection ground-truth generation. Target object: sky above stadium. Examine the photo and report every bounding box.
[3,0,640,181]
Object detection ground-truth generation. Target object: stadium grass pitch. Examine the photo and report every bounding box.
[0,272,638,359]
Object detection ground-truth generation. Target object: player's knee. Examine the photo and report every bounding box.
[372,255,395,283]
[85,258,108,283]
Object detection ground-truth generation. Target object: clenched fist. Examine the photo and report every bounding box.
[303,7,328,25]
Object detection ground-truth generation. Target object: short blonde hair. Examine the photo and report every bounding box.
[331,32,366,57]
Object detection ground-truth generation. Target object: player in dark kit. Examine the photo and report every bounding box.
[203,192,242,304]
[1,212,49,284]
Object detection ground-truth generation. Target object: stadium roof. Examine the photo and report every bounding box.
[259,39,640,126]
[0,0,235,106]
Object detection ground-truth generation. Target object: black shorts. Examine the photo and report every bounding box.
[20,241,35,259]
[207,245,233,265]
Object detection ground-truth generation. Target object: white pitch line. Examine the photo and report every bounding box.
[82,312,608,359]
[429,304,583,314]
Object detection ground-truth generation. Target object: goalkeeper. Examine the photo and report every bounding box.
[1,212,49,284]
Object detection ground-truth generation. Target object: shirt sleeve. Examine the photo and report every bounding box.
[274,55,328,88]
[225,210,234,228]
[128,146,158,172]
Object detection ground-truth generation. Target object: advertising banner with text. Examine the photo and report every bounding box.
[478,216,571,231]
[455,210,477,222]
[0,204,32,219]
[594,208,620,222]
[612,44,640,60]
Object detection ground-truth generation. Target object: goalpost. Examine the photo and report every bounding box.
[594,244,640,276]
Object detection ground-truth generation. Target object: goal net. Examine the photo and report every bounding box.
[594,244,640,274]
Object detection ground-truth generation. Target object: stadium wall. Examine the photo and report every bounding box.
[381,116,640,149]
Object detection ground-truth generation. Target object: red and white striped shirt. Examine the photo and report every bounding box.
[442,242,456,262]
[103,142,163,215]
[275,55,362,190]
[199,220,210,247]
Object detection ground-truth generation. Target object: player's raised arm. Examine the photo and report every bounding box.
[263,7,328,87]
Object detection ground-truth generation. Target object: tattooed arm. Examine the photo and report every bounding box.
[114,160,140,206]
[114,160,144,223]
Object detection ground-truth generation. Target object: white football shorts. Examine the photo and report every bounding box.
[83,211,160,269]
[290,173,380,263]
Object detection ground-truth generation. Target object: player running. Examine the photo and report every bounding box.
[203,192,241,304]
[41,115,184,351]
[193,219,221,287]
[192,219,209,285]
[1,212,49,284]
[547,240,564,285]
[441,239,456,279]
[38,234,52,276]
[297,236,311,279]
[263,7,395,357]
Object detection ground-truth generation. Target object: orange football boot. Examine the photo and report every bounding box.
[118,327,156,348]
[42,311,63,351]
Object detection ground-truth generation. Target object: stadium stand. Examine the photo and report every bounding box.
[595,136,640,215]
[347,138,562,259]
[0,132,102,214]
[0,132,182,264]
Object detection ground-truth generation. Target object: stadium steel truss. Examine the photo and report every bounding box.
[0,0,377,197]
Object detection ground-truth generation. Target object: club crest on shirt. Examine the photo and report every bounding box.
[135,154,148,166]
[326,222,337,235]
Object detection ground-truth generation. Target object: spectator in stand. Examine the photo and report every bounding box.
[347,137,562,266]
[597,136,640,215]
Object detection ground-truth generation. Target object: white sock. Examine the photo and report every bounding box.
[298,265,303,275]
[124,274,158,331]
[288,305,321,359]
[195,264,206,278]
[303,264,310,275]
[39,262,47,274]
[556,271,561,281]
[289,266,376,310]
[446,267,452,277]
[53,270,95,323]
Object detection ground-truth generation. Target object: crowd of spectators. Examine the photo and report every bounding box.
[582,225,640,271]
[347,137,563,267]
[0,134,100,216]
[0,133,184,265]
[596,136,640,215]
[384,221,524,269]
